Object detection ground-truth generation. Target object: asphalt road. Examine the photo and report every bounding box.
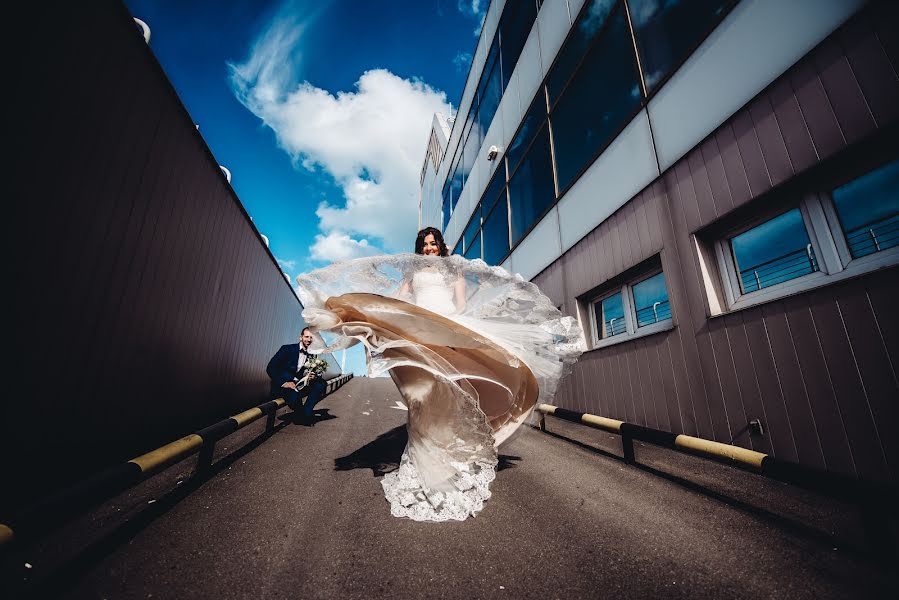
[5,378,897,599]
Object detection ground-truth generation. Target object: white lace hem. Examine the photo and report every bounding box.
[380,450,496,522]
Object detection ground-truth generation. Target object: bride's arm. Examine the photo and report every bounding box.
[453,276,467,313]
[398,278,412,300]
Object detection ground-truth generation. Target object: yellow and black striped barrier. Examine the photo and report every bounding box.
[0,373,354,552]
[536,403,898,507]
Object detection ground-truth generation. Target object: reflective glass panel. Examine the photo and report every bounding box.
[832,159,899,259]
[478,45,503,138]
[627,0,734,93]
[550,6,642,193]
[482,198,510,266]
[463,205,481,254]
[508,126,555,244]
[442,182,452,231]
[730,208,818,294]
[464,232,482,260]
[595,291,626,338]
[461,120,478,184]
[499,0,538,89]
[632,271,671,327]
[506,94,547,174]
[482,164,506,214]
[451,157,464,212]
[547,0,618,105]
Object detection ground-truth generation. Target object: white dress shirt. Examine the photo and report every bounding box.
[297,347,309,372]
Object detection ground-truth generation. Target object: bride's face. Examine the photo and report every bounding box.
[421,234,440,256]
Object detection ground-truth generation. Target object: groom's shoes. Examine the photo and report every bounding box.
[293,413,315,427]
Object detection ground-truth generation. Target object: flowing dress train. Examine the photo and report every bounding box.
[297,255,583,522]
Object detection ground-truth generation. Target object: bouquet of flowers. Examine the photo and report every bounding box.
[296,356,330,388]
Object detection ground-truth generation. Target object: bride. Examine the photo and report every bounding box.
[296,227,583,521]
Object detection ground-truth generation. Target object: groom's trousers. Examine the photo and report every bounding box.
[302,378,328,417]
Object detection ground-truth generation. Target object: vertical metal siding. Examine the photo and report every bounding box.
[5,1,305,514]
[536,6,899,483]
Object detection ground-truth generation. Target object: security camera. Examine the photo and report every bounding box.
[486,145,500,161]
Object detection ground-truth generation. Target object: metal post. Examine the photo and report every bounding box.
[869,228,880,252]
[652,301,660,323]
[622,435,635,463]
[806,243,815,271]
[539,413,546,432]
[266,410,276,432]
[196,441,215,474]
[753,270,761,291]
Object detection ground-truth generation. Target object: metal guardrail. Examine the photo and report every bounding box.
[739,245,819,293]
[0,373,354,551]
[536,403,898,554]
[846,213,899,258]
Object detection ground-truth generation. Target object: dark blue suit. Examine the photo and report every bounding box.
[266,343,327,418]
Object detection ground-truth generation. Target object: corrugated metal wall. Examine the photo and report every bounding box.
[6,1,304,513]
[535,5,899,483]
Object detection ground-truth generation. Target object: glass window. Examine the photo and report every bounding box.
[451,157,464,213]
[452,243,463,256]
[549,5,642,193]
[508,126,555,244]
[547,0,618,105]
[499,0,538,89]
[632,271,671,327]
[464,232,482,260]
[463,205,481,254]
[482,164,506,214]
[461,120,478,184]
[442,182,452,231]
[463,123,481,183]
[730,208,818,294]
[832,159,899,259]
[595,291,626,338]
[507,94,547,174]
[627,0,735,93]
[478,42,503,138]
[482,198,510,266]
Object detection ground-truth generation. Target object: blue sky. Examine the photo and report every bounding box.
[124,0,486,374]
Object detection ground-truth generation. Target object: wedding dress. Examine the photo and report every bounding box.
[297,254,583,522]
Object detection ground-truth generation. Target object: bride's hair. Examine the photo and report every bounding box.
[414,227,449,256]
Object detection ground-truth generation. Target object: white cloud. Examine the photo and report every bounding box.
[457,0,486,36]
[277,257,298,271]
[228,7,453,265]
[310,231,383,262]
[457,0,485,18]
[453,51,472,72]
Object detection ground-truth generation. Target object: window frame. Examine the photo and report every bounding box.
[712,190,899,314]
[624,0,741,100]
[547,0,645,199]
[588,266,674,350]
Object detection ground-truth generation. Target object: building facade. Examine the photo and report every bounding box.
[419,0,898,482]
[6,0,337,514]
[420,113,453,229]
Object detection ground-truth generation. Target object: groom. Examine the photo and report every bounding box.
[266,327,328,425]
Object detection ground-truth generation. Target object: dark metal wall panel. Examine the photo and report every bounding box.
[5,1,306,514]
[537,6,898,483]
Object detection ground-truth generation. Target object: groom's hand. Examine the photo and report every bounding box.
[281,381,298,390]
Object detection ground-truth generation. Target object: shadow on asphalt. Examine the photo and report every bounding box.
[536,426,886,563]
[497,455,522,471]
[334,426,406,476]
[333,425,523,477]
[277,408,338,425]
[2,421,290,599]
[311,408,337,423]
